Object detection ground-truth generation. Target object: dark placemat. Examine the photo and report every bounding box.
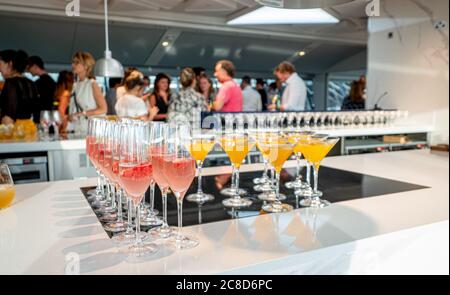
[81,166,428,236]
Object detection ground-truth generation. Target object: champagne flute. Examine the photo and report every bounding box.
[163,124,199,249]
[118,120,158,256]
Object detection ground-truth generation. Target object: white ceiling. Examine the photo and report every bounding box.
[0,0,368,76]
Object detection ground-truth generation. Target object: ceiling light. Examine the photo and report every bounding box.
[227,7,339,25]
[162,41,170,47]
[298,51,306,56]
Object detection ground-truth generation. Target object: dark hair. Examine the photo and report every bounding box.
[143,76,150,81]
[193,67,206,77]
[122,67,138,84]
[217,60,236,78]
[109,77,122,88]
[268,82,277,91]
[256,78,266,86]
[0,49,29,73]
[28,55,45,70]
[152,73,171,96]
[241,75,251,85]
[349,81,365,102]
[197,73,214,99]
[55,70,74,99]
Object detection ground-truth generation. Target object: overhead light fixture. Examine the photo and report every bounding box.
[94,0,124,78]
[162,41,170,47]
[298,50,306,56]
[255,0,351,9]
[227,7,339,25]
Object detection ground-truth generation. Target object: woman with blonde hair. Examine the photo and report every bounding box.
[168,67,209,128]
[68,52,107,133]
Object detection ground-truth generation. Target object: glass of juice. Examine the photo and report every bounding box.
[186,131,216,203]
[259,135,294,213]
[297,135,340,208]
[0,163,15,210]
[219,131,255,208]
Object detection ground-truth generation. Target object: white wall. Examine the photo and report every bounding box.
[367,0,449,144]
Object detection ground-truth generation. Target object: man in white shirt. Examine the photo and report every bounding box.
[268,61,307,111]
[241,76,262,112]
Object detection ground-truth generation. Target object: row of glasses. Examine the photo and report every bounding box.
[211,110,408,132]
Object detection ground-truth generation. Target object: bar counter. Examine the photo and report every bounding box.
[0,149,448,275]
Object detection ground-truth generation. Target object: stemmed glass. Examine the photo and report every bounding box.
[39,110,52,140]
[252,114,271,186]
[0,163,15,210]
[163,124,199,249]
[219,131,255,208]
[118,120,158,256]
[186,130,216,203]
[149,122,174,239]
[259,134,294,213]
[285,131,315,190]
[298,135,340,208]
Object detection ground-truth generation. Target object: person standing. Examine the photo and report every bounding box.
[268,61,306,111]
[27,56,56,111]
[68,52,107,133]
[256,78,268,111]
[54,70,74,119]
[241,76,262,112]
[149,73,171,121]
[0,50,39,124]
[197,73,215,108]
[212,60,243,112]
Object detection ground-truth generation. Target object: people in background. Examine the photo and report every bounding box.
[256,78,268,111]
[54,70,74,119]
[149,73,171,121]
[27,55,56,111]
[115,70,158,121]
[268,61,306,111]
[197,73,215,108]
[116,67,138,101]
[241,75,262,112]
[105,78,121,116]
[212,60,243,112]
[341,80,366,110]
[168,67,208,128]
[0,49,39,124]
[68,52,107,132]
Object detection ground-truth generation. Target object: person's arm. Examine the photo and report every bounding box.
[58,90,70,118]
[0,81,17,123]
[85,81,107,116]
[212,86,228,111]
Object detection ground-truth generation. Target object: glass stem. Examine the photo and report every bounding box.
[176,197,183,241]
[95,171,101,194]
[126,198,133,234]
[263,159,268,179]
[196,160,203,194]
[230,165,236,190]
[295,153,301,180]
[116,186,123,222]
[313,165,320,202]
[275,171,281,205]
[110,184,116,210]
[234,165,240,199]
[135,202,142,244]
[306,162,311,186]
[161,188,169,229]
[150,182,155,215]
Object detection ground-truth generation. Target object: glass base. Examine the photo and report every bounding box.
[222,197,252,208]
[87,189,101,196]
[141,204,159,216]
[262,202,294,213]
[258,191,286,202]
[170,234,199,250]
[99,213,118,223]
[104,221,127,233]
[220,187,247,197]
[295,186,314,197]
[124,241,159,257]
[285,179,303,189]
[253,176,269,185]
[140,215,163,227]
[253,183,274,193]
[186,192,215,203]
[300,197,330,208]
[95,205,116,215]
[111,230,148,245]
[148,225,175,239]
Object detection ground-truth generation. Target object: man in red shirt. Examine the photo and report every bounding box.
[212,60,243,112]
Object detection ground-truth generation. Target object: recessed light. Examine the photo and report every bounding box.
[162,41,170,47]
[228,7,339,25]
[298,51,306,56]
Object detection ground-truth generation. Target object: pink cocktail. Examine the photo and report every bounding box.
[119,162,153,205]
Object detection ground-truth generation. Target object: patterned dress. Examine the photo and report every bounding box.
[167,87,208,128]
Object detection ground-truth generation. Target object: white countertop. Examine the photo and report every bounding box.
[0,149,448,275]
[0,124,434,154]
